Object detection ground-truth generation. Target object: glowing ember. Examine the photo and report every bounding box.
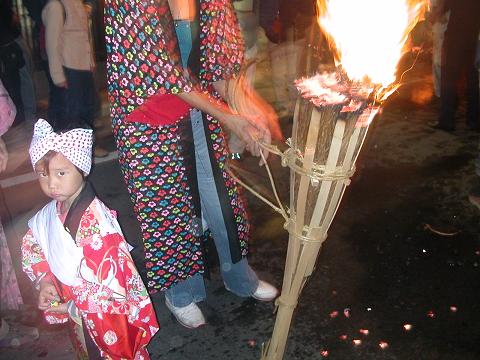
[339,335,348,341]
[379,341,389,349]
[320,350,329,357]
[427,310,435,318]
[317,0,426,89]
[403,324,413,331]
[359,329,369,336]
[247,339,256,347]
[450,306,458,313]
[329,311,339,318]
[295,73,374,107]
[353,339,362,346]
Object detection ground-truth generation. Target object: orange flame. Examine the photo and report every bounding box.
[317,0,426,90]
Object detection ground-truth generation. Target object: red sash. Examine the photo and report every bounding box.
[125,93,191,126]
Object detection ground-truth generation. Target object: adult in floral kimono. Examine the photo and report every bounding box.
[104,0,280,328]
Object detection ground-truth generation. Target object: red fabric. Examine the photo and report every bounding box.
[126,93,191,126]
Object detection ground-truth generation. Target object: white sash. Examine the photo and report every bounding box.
[28,201,84,287]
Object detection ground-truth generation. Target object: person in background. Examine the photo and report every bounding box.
[42,0,109,157]
[15,37,37,124]
[467,36,480,209]
[259,0,316,119]
[0,0,25,126]
[22,119,159,358]
[431,0,480,132]
[105,0,281,329]
[428,0,449,100]
[0,80,39,348]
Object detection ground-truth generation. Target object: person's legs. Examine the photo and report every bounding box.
[63,67,95,129]
[191,109,259,297]
[438,40,460,130]
[432,20,448,98]
[164,274,206,307]
[42,60,66,130]
[15,38,36,123]
[79,71,95,129]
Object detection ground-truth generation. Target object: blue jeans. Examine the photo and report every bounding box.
[165,110,258,307]
[165,21,258,307]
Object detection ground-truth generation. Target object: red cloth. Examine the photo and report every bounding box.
[126,93,191,126]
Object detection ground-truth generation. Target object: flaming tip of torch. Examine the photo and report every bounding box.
[314,0,427,103]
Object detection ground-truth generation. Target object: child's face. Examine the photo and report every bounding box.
[35,153,85,206]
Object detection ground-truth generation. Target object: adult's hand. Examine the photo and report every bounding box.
[222,112,271,164]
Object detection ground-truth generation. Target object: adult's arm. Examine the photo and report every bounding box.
[177,89,270,159]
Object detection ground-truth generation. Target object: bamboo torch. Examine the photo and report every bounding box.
[261,72,379,359]
[226,1,427,359]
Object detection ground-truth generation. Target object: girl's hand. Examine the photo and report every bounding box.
[38,279,59,311]
[45,302,68,314]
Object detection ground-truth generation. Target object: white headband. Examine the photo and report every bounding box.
[29,119,93,174]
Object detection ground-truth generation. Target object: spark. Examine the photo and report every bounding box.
[247,339,256,348]
[353,339,362,346]
[359,329,369,336]
[329,311,339,318]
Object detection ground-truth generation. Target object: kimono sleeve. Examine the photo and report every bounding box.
[21,229,51,288]
[73,202,157,328]
[198,0,245,85]
[21,229,68,324]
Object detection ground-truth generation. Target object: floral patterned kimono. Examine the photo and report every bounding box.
[104,0,251,293]
[22,183,159,359]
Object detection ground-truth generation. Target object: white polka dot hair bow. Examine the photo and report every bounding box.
[29,119,93,174]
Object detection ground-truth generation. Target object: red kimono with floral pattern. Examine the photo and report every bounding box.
[22,198,159,359]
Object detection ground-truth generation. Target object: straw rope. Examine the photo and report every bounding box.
[283,218,327,244]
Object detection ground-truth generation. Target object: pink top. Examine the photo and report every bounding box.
[0,80,16,136]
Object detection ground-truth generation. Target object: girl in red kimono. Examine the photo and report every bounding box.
[104,0,281,328]
[22,119,159,359]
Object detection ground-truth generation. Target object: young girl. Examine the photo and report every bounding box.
[22,119,159,359]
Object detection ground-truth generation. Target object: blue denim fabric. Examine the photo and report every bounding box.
[164,21,258,307]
